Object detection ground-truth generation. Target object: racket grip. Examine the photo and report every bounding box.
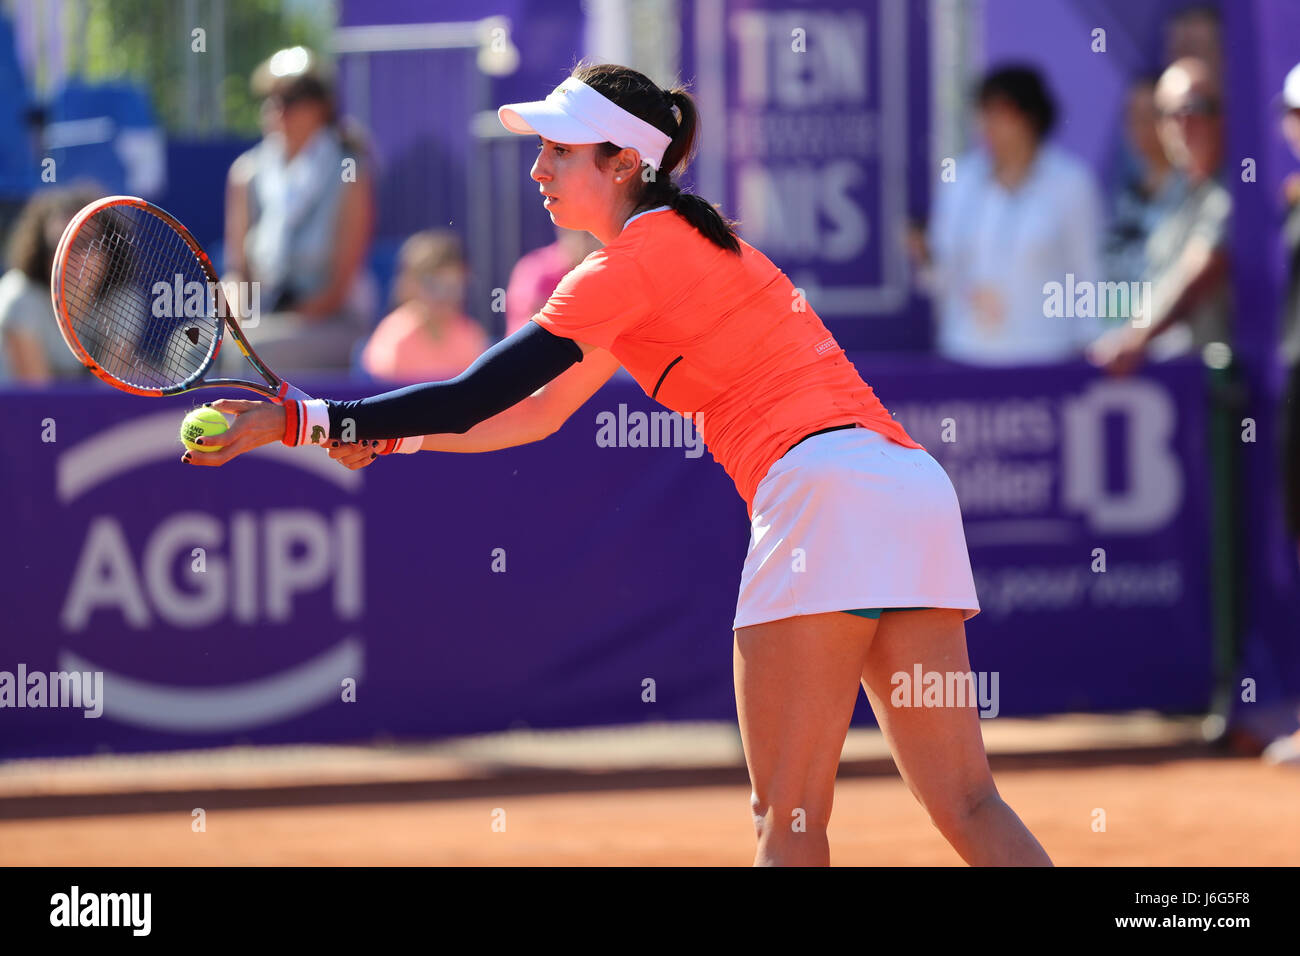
[279,382,314,402]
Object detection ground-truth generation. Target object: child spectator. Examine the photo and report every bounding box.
[503,225,603,338]
[360,230,489,382]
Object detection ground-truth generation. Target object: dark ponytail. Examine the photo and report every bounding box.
[572,62,742,256]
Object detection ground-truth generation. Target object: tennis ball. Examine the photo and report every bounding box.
[180,407,229,453]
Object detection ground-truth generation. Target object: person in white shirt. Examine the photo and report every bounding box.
[920,65,1103,366]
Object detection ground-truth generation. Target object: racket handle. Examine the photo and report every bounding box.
[276,383,318,447]
[278,382,313,402]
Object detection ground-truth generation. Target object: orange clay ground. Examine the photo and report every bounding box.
[1,717,1296,865]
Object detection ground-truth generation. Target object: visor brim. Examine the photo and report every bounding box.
[497,101,606,145]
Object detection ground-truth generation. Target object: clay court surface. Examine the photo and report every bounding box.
[1,718,1297,866]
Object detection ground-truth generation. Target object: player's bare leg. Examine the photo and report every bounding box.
[860,608,1053,866]
[733,611,877,866]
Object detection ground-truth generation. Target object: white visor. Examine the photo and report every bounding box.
[498,76,673,170]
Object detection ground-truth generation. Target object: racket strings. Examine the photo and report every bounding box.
[86,209,212,386]
[66,213,187,385]
[61,205,221,391]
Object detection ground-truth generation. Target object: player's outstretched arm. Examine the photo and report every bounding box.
[183,322,598,466]
[323,346,620,469]
[421,345,620,452]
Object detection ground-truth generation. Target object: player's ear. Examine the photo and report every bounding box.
[617,147,641,180]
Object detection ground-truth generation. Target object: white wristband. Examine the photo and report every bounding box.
[393,435,422,454]
[301,399,332,445]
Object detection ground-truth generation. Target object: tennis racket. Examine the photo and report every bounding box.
[49,195,311,403]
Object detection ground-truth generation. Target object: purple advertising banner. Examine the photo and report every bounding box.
[886,359,1214,717]
[0,357,1214,759]
[680,0,932,351]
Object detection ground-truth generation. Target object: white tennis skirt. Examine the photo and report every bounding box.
[733,425,980,629]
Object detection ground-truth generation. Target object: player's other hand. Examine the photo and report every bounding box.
[182,398,285,466]
[1086,325,1147,377]
[325,439,381,470]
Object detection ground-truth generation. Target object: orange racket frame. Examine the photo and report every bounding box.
[50,195,299,403]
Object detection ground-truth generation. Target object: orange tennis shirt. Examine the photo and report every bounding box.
[531,207,924,517]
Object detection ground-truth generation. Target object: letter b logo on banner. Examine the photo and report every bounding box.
[1061,380,1181,533]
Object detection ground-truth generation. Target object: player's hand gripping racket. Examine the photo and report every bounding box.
[49,195,311,405]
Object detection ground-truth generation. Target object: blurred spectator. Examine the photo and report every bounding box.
[1089,57,1232,374]
[0,187,97,384]
[919,65,1102,364]
[503,226,603,337]
[1165,5,1223,87]
[221,46,375,378]
[359,230,488,383]
[1102,77,1180,312]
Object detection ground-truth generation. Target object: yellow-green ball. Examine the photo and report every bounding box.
[180,407,229,453]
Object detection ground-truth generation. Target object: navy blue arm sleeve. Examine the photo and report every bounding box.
[325,322,583,440]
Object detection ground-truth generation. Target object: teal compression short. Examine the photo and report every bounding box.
[842,607,931,619]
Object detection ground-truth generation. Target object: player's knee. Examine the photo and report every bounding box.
[925,785,1000,836]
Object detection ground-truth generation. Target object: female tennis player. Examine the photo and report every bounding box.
[189,62,1052,867]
